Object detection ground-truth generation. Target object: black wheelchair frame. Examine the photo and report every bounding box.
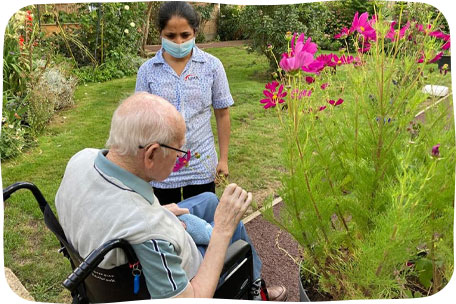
[3,182,256,303]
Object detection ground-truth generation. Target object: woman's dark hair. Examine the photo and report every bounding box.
[157,2,200,33]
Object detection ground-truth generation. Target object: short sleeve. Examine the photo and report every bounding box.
[135,63,150,93]
[211,59,234,109]
[131,239,189,298]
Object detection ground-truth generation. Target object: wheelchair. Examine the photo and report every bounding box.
[3,182,260,303]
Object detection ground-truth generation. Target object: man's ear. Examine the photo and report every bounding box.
[144,143,160,169]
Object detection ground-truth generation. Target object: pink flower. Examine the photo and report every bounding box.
[318,106,327,111]
[431,144,440,157]
[279,33,318,72]
[305,76,315,84]
[350,12,377,41]
[301,60,326,74]
[321,83,329,90]
[416,23,432,34]
[334,27,350,39]
[316,54,336,67]
[442,40,450,50]
[429,52,443,63]
[173,150,191,172]
[385,21,410,40]
[299,90,312,98]
[328,98,344,106]
[358,42,371,53]
[260,81,287,109]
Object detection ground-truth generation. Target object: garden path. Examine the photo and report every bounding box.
[244,200,300,302]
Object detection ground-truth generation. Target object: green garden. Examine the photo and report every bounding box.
[1,1,454,302]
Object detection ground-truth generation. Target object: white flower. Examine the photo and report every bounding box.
[124,29,129,34]
[124,5,129,10]
[130,22,135,27]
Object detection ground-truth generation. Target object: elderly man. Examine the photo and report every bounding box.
[55,93,287,300]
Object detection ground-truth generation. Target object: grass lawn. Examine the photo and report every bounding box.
[1,45,281,302]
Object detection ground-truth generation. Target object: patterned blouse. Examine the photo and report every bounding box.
[135,46,234,188]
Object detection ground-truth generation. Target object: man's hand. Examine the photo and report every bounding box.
[213,183,252,237]
[163,203,189,216]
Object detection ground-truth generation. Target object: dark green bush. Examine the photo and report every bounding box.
[218,5,247,41]
[240,5,306,71]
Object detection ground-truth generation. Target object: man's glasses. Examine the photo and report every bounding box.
[138,143,188,157]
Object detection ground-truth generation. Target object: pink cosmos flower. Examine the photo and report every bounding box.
[334,27,350,39]
[260,81,287,109]
[316,54,336,68]
[431,144,440,157]
[328,98,344,106]
[305,76,315,84]
[173,150,191,172]
[416,23,432,34]
[429,52,444,63]
[321,83,329,90]
[350,12,377,41]
[279,33,318,72]
[385,21,410,40]
[358,42,371,53]
[318,106,327,111]
[302,60,326,74]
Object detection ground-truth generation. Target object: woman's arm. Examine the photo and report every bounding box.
[214,107,230,178]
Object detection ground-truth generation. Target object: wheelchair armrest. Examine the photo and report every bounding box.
[222,239,252,275]
[62,239,138,292]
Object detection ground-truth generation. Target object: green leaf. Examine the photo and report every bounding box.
[415,258,433,289]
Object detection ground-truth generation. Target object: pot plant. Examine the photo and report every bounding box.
[259,4,454,301]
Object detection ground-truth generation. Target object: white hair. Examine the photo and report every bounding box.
[106,92,182,156]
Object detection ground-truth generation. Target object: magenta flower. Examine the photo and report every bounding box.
[358,42,371,53]
[321,83,329,90]
[385,21,410,40]
[299,90,312,98]
[318,106,327,111]
[316,54,336,68]
[260,81,287,109]
[305,76,315,84]
[334,27,350,39]
[429,52,443,63]
[328,98,344,106]
[431,144,440,157]
[279,33,318,72]
[442,40,450,51]
[416,23,432,34]
[350,12,377,41]
[173,150,191,172]
[302,60,326,74]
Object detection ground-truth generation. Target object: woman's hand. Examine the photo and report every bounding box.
[215,160,229,185]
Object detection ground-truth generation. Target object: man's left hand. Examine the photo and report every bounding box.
[163,203,189,216]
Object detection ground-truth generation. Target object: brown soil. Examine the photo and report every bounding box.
[244,201,300,302]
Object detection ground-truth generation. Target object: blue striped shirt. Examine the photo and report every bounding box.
[135,46,234,188]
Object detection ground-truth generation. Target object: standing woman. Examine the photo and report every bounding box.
[135,2,233,205]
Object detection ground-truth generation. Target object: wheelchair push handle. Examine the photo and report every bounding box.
[63,239,139,292]
[3,182,48,213]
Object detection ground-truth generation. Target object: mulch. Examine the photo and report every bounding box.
[244,201,301,302]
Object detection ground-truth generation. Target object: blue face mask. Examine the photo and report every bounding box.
[161,37,195,59]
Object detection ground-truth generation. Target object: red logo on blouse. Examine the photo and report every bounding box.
[184,74,199,81]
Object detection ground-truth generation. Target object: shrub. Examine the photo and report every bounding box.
[240,5,306,71]
[0,116,28,160]
[218,5,246,41]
